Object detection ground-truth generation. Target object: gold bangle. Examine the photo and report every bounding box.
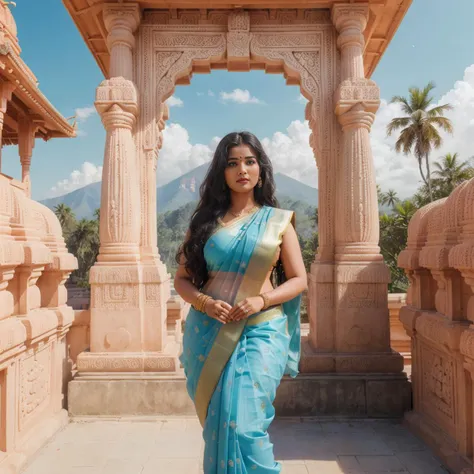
[200,295,210,313]
[192,293,205,312]
[259,292,270,310]
[193,293,212,313]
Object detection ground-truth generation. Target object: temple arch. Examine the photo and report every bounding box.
[131,9,338,359]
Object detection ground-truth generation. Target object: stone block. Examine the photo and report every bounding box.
[367,378,412,417]
[68,376,196,417]
[275,374,411,418]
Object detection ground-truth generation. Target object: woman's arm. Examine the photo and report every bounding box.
[174,231,204,306]
[229,222,308,320]
[262,222,308,306]
[174,230,232,323]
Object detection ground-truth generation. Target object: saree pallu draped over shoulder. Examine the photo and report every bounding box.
[180,206,302,473]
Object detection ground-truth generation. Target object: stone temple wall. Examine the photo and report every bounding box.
[0,173,77,474]
[398,176,474,474]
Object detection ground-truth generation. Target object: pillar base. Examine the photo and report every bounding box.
[300,336,405,373]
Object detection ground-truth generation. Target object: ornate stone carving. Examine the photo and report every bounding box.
[91,283,139,311]
[19,346,51,428]
[227,11,250,70]
[421,346,454,419]
[95,77,138,113]
[76,352,177,373]
[103,3,141,79]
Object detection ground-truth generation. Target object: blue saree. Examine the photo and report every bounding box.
[180,206,302,473]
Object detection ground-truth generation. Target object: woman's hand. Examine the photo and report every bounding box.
[204,298,233,324]
[228,296,265,322]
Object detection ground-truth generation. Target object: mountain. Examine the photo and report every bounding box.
[40,163,319,219]
[41,182,102,220]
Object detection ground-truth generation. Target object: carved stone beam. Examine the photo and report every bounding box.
[331,3,369,80]
[227,10,250,72]
[103,3,141,80]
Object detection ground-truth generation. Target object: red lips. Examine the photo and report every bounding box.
[237,179,249,183]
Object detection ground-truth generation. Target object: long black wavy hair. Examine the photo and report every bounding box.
[176,131,285,290]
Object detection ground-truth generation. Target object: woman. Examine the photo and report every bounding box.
[175,131,307,473]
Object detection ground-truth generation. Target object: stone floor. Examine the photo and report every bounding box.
[22,417,449,474]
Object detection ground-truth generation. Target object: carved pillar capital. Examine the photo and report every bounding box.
[95,77,138,130]
[227,10,250,71]
[335,78,380,132]
[331,4,369,40]
[331,3,369,80]
[103,3,141,48]
[103,3,141,79]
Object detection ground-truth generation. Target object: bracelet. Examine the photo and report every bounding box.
[192,293,212,313]
[259,292,270,310]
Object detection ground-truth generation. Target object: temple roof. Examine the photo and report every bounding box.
[62,0,411,78]
[0,3,76,145]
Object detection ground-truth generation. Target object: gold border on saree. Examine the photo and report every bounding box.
[246,305,283,326]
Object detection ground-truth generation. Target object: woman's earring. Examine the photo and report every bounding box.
[257,177,263,188]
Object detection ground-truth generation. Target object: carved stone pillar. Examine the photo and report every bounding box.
[72,2,180,386]
[18,116,38,198]
[329,4,402,372]
[0,82,14,173]
[95,78,141,263]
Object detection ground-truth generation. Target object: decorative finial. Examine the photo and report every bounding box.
[66,115,77,129]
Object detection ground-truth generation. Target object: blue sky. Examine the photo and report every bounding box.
[3,0,474,200]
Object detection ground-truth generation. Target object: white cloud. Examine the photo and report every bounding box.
[156,123,214,186]
[197,92,204,96]
[166,95,184,107]
[208,90,215,97]
[75,106,96,122]
[73,106,97,138]
[49,162,103,197]
[219,89,264,104]
[261,120,317,188]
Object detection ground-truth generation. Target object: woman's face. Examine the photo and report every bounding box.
[224,144,261,194]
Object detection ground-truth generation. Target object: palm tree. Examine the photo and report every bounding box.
[387,82,453,202]
[68,219,100,286]
[393,200,417,227]
[53,203,76,238]
[93,208,100,221]
[432,153,474,194]
[380,189,400,208]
